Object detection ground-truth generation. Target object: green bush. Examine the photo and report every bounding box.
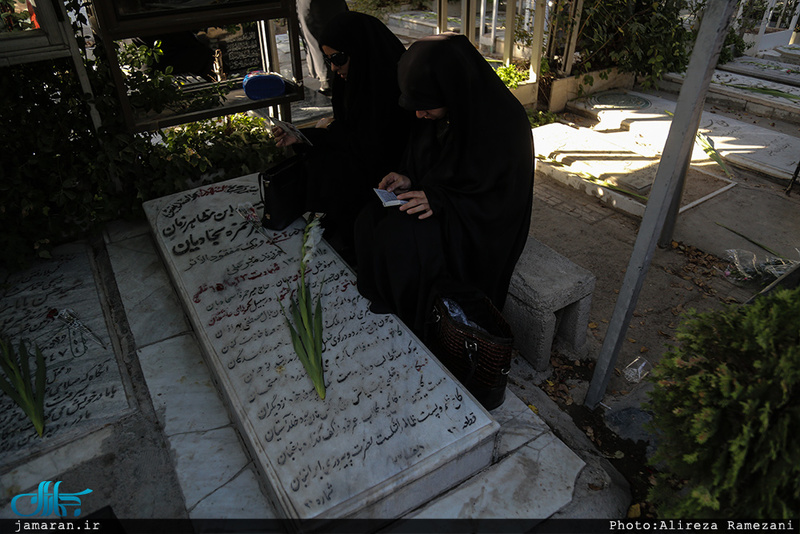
[496,63,530,89]
[528,109,558,128]
[718,26,751,65]
[646,285,800,518]
[571,0,692,88]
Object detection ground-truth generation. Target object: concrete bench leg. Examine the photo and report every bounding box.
[504,236,596,372]
[555,293,592,355]
[504,295,557,372]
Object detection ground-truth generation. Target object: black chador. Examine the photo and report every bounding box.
[296,12,413,257]
[355,34,535,335]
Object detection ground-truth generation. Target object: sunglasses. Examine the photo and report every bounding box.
[323,52,349,67]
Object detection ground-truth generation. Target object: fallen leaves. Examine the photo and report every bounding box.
[540,356,595,406]
[671,304,685,316]
[668,241,726,296]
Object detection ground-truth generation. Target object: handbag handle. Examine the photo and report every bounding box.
[462,338,478,384]
[258,172,269,205]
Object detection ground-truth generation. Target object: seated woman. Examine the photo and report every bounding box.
[272,12,413,261]
[354,33,534,335]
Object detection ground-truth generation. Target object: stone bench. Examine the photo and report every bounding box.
[504,237,596,371]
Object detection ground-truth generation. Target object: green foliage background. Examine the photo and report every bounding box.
[646,286,800,518]
[0,4,282,272]
[575,0,691,87]
[496,63,531,89]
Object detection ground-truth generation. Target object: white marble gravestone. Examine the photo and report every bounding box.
[0,243,133,466]
[143,175,499,525]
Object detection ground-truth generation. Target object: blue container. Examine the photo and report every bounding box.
[243,71,286,100]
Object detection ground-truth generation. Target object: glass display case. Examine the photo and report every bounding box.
[91,0,304,131]
[0,0,77,66]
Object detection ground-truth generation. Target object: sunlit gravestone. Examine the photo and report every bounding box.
[143,175,499,525]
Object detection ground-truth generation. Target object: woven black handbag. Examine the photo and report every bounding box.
[426,295,514,410]
[259,155,307,231]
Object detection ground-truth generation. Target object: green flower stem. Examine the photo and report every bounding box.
[0,337,46,437]
[280,215,327,399]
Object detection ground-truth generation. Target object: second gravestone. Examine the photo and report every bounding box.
[143,175,499,526]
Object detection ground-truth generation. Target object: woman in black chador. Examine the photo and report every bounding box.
[273,12,413,260]
[354,33,534,335]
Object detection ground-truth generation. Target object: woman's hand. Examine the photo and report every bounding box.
[315,116,334,129]
[398,190,433,219]
[378,172,411,193]
[271,126,298,147]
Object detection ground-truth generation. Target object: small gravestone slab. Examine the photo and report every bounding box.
[219,29,262,76]
[143,175,499,526]
[0,244,133,466]
[535,121,657,194]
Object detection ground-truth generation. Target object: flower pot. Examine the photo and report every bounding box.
[509,80,538,106]
[545,68,636,112]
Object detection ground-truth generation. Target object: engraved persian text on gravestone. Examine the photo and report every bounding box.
[144,176,498,521]
[0,244,131,464]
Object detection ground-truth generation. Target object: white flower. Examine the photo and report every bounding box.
[302,218,324,266]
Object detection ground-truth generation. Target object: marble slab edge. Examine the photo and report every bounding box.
[143,221,499,524]
[141,197,287,518]
[142,187,500,526]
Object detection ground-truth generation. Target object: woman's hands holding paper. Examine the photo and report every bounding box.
[378,172,433,219]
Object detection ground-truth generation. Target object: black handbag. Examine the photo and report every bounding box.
[426,294,514,411]
[259,155,307,231]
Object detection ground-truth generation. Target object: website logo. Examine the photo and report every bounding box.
[11,481,93,518]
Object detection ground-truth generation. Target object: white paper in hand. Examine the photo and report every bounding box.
[270,117,313,146]
[373,188,408,207]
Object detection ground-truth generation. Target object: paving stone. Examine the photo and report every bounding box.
[106,233,190,349]
[137,335,231,437]
[168,425,251,511]
[407,432,585,519]
[491,393,551,459]
[189,465,277,519]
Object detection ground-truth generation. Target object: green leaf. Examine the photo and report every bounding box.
[33,344,46,436]
[0,373,25,407]
[17,340,34,401]
[0,336,47,437]
[289,299,313,362]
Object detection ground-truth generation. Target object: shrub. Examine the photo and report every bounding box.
[528,109,558,128]
[646,285,800,518]
[569,0,692,88]
[496,63,530,89]
[0,52,282,271]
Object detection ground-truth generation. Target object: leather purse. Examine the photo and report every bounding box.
[259,155,307,231]
[426,295,514,410]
